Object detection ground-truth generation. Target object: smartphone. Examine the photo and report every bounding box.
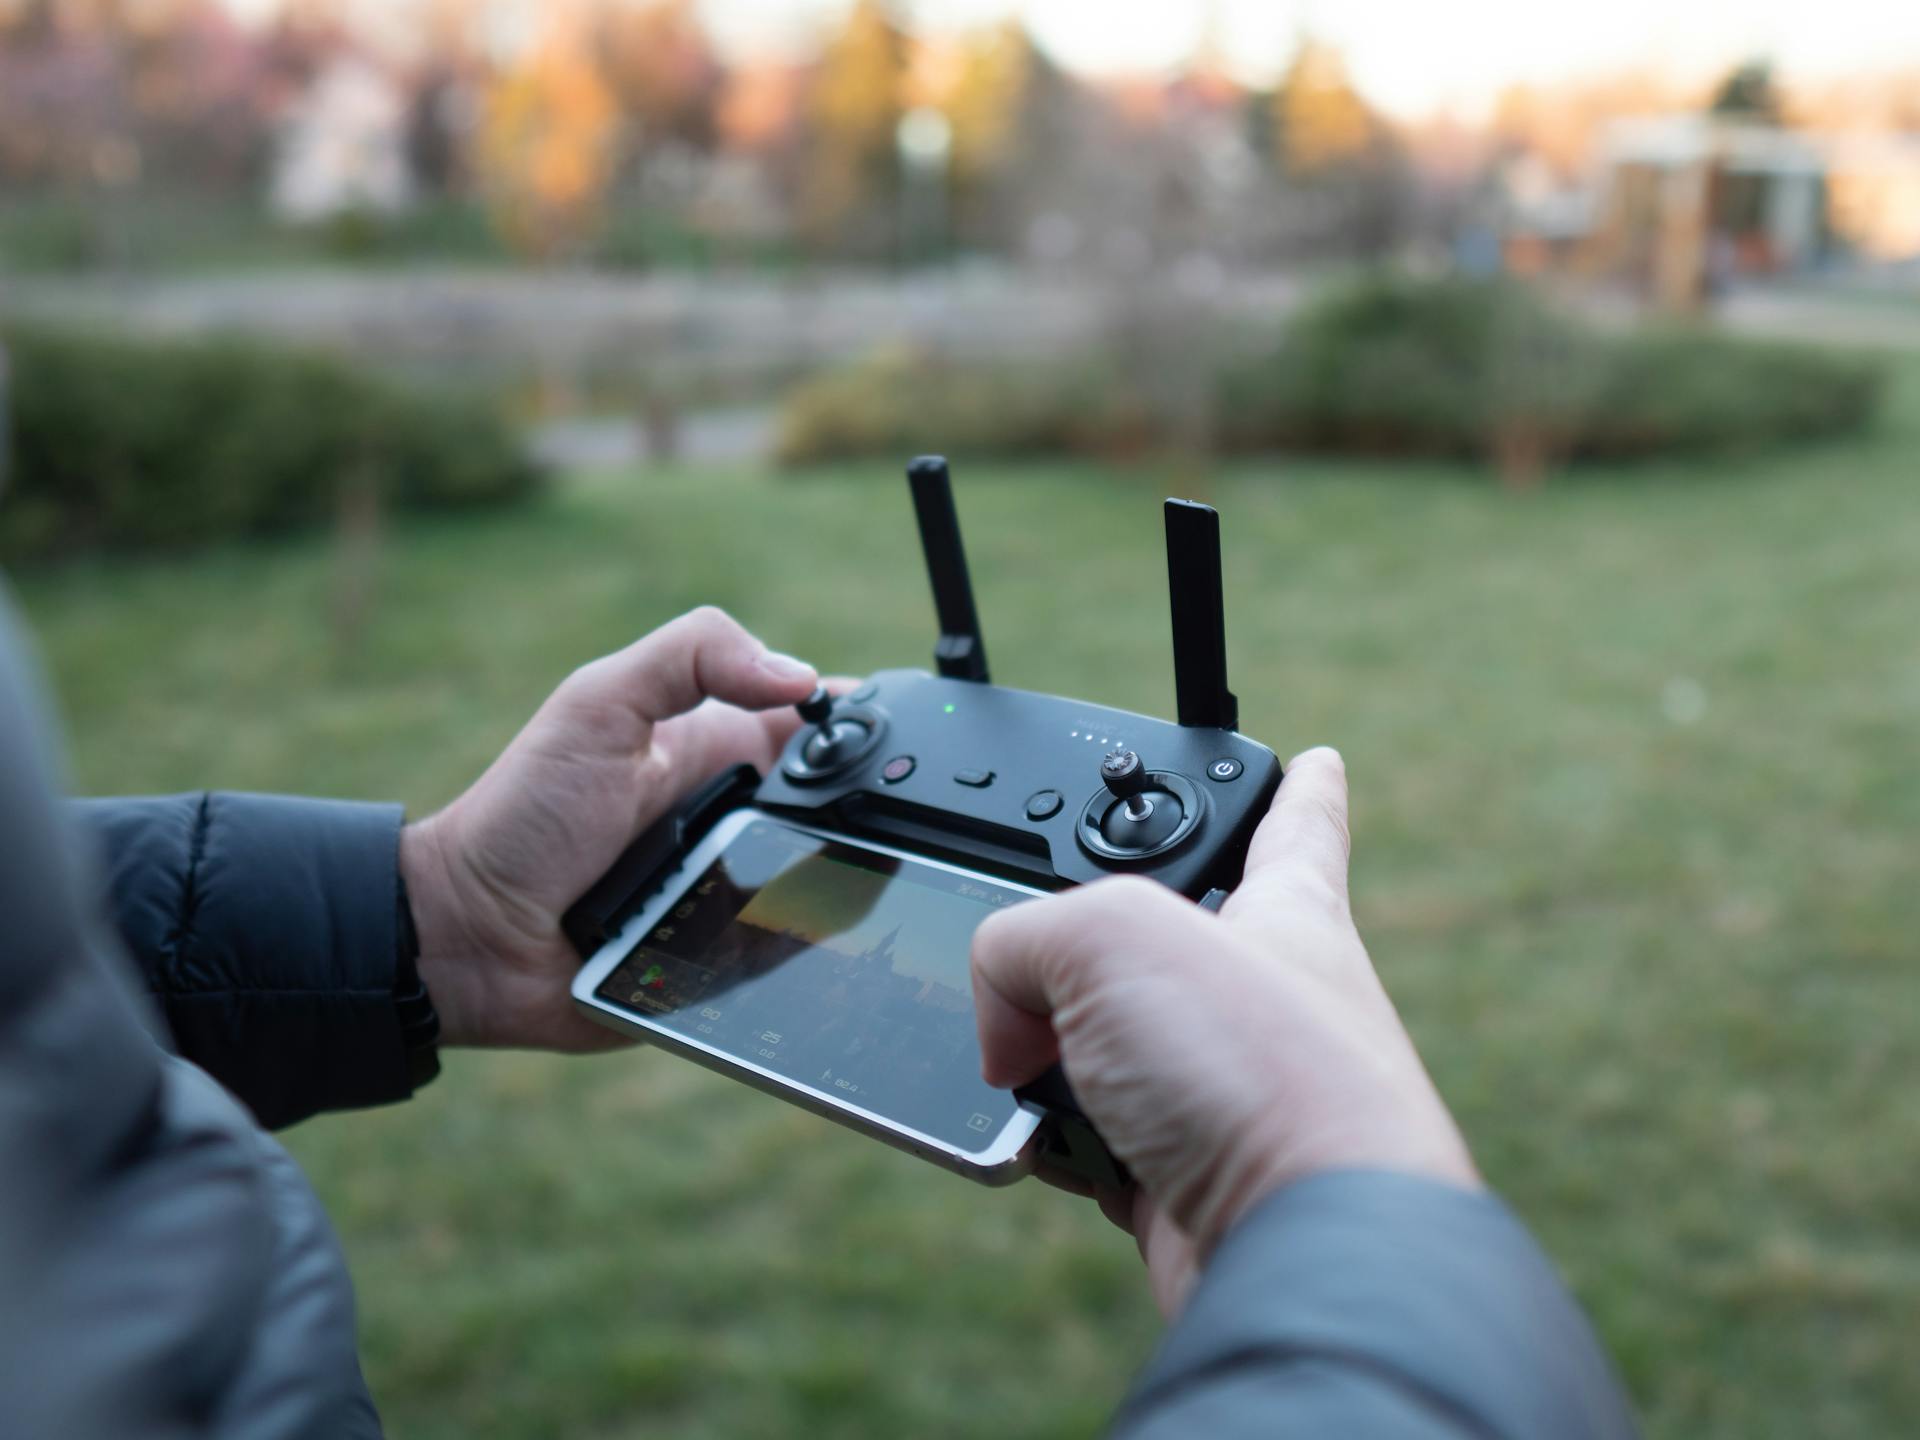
[570,809,1051,1183]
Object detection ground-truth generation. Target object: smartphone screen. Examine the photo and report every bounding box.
[593,818,1039,1152]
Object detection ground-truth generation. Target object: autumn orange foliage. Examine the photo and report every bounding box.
[479,10,618,260]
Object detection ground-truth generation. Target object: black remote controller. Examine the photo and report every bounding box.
[565,456,1283,1189]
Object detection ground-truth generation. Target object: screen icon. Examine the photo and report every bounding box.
[967,1113,992,1132]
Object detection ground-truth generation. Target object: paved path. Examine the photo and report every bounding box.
[527,407,778,470]
[2,265,1303,385]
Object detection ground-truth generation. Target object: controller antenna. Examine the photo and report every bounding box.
[907,455,990,683]
[1164,499,1238,731]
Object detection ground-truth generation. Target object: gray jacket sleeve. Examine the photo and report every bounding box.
[1111,1171,1640,1439]
[0,595,382,1438]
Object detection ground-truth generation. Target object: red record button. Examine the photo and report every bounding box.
[881,755,916,784]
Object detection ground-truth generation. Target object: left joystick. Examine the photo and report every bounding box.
[796,685,835,727]
[796,686,872,772]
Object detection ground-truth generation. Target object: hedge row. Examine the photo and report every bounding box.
[1,325,538,560]
[1216,273,1886,461]
[776,273,1887,471]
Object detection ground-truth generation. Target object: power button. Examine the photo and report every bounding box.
[1206,757,1243,783]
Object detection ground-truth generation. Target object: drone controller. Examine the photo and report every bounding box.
[566,457,1283,1189]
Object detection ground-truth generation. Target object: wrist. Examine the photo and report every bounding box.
[1201,1113,1481,1259]
[390,862,443,1089]
[398,817,490,1048]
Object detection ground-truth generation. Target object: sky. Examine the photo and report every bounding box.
[696,0,1920,119]
[223,0,1920,121]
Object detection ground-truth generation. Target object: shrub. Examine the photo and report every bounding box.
[1580,329,1885,458]
[774,272,1887,479]
[1218,274,1599,461]
[1219,271,1886,469]
[0,325,538,560]
[774,347,1146,468]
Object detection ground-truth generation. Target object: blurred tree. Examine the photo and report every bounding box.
[1268,36,1406,258]
[0,0,265,192]
[1709,58,1785,125]
[1271,38,1380,178]
[407,0,489,198]
[946,21,1030,184]
[478,13,619,260]
[598,0,722,164]
[943,21,1082,252]
[797,0,908,258]
[257,0,350,109]
[407,63,477,198]
[0,0,58,44]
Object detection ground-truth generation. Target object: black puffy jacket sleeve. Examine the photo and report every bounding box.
[71,792,421,1130]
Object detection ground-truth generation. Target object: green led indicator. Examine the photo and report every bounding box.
[943,703,956,714]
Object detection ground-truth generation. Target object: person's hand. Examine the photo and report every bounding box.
[969,747,1479,1317]
[399,607,820,1051]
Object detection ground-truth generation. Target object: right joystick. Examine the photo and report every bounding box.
[1094,748,1185,853]
[1100,749,1153,819]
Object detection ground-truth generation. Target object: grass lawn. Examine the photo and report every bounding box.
[14,367,1920,1439]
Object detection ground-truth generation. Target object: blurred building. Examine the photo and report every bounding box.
[1824,132,1920,261]
[270,54,415,223]
[1498,114,1920,309]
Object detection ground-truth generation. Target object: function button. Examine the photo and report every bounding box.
[880,755,916,784]
[1024,789,1064,821]
[850,682,879,703]
[1206,757,1244,783]
[954,769,994,788]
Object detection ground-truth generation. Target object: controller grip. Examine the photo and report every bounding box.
[1017,1064,1131,1190]
[561,764,764,960]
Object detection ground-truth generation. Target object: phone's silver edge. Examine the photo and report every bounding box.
[569,807,1048,1185]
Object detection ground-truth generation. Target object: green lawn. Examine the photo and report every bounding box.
[14,373,1920,1439]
